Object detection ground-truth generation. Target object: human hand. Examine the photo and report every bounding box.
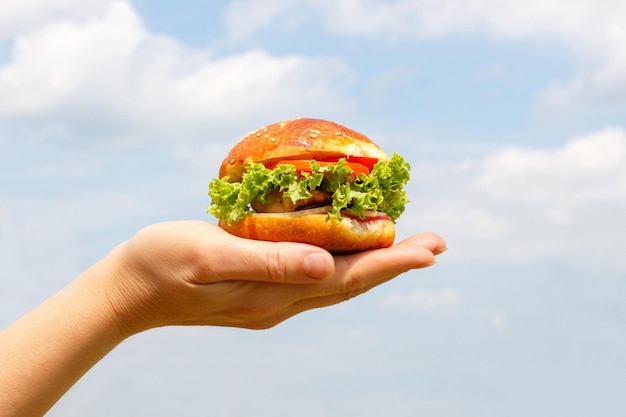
[1,219,446,417]
[99,221,446,336]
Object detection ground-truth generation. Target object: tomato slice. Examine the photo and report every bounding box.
[266,159,371,176]
[344,156,379,172]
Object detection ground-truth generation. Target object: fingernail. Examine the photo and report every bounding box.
[303,252,333,280]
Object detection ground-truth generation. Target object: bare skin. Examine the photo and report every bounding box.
[0,220,446,417]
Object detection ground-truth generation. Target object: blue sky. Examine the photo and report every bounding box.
[1,1,626,416]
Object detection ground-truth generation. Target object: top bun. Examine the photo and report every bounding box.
[219,118,389,181]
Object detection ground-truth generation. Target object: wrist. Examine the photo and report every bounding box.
[87,241,159,338]
[71,245,138,340]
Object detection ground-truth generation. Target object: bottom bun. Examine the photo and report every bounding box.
[219,210,396,253]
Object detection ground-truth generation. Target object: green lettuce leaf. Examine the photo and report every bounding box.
[207,153,410,224]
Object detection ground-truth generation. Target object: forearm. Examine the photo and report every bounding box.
[0,254,128,417]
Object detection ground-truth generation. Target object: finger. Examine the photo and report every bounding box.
[331,241,438,292]
[266,237,437,302]
[207,234,336,284]
[268,246,435,323]
[230,232,444,286]
[397,231,448,255]
[271,240,439,320]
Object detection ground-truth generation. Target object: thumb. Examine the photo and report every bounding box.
[212,237,335,284]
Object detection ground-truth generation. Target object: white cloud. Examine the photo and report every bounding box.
[410,128,626,271]
[222,0,304,43]
[470,128,626,207]
[0,1,354,145]
[223,0,626,42]
[0,0,110,38]
[223,0,626,121]
[379,289,462,312]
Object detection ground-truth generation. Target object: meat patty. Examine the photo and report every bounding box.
[251,189,332,213]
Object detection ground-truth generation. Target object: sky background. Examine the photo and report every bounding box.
[1,1,626,416]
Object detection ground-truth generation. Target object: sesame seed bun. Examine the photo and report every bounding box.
[219,118,389,181]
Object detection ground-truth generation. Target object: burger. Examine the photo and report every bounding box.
[207,118,411,253]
